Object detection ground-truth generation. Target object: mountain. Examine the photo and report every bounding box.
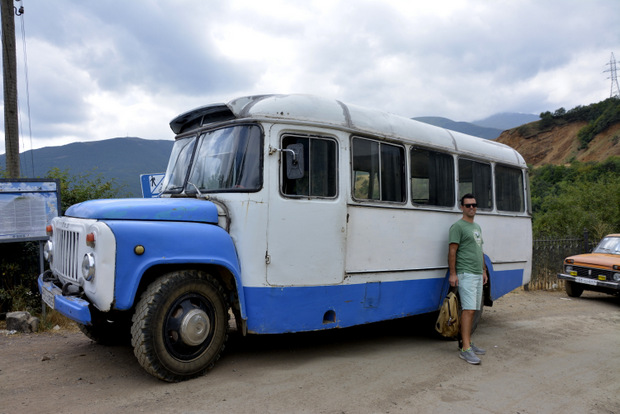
[473,113,540,130]
[413,116,503,139]
[2,107,612,199]
[1,137,173,197]
[413,112,538,139]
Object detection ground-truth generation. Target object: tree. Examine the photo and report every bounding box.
[531,158,620,239]
[539,111,554,129]
[553,107,566,117]
[45,167,126,213]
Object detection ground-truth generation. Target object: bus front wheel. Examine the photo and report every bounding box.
[131,270,229,382]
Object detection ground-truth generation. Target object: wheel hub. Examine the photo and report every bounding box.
[179,308,211,346]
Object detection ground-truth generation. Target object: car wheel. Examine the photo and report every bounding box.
[565,281,584,298]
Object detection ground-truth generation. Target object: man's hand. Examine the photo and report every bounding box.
[449,273,458,287]
[448,243,459,287]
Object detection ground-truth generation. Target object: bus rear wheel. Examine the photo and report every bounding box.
[131,270,229,382]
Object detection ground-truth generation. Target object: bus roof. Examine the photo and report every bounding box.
[170,94,526,168]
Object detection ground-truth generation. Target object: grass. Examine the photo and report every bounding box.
[39,309,79,332]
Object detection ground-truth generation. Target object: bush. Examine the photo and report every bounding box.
[531,157,620,239]
[0,168,123,316]
[528,98,620,148]
[46,167,126,213]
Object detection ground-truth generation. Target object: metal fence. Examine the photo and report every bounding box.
[529,230,597,290]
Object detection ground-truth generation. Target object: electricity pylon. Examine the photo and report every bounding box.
[604,52,620,98]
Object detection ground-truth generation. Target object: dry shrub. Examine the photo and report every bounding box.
[40,310,79,332]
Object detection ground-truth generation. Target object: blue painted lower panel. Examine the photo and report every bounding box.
[489,268,525,301]
[244,278,446,334]
[243,267,526,334]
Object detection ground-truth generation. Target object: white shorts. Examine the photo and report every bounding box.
[457,272,483,310]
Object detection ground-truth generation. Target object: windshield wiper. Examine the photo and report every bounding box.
[186,181,203,197]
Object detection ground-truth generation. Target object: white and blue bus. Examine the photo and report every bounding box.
[39,94,532,381]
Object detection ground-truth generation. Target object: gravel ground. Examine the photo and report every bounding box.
[1,289,619,414]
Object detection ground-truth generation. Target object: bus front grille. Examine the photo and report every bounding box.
[52,228,81,282]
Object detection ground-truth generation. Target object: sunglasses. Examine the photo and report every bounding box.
[463,203,477,208]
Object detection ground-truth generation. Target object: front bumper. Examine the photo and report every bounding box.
[557,273,620,291]
[38,272,92,325]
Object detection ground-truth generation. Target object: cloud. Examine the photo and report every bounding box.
[1,0,619,153]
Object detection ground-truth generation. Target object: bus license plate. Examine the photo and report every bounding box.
[576,277,598,286]
[41,287,55,310]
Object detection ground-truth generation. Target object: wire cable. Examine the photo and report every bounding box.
[16,0,34,177]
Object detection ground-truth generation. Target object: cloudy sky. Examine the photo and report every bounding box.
[2,0,619,154]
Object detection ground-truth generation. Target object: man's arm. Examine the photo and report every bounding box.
[448,243,459,287]
[482,252,488,285]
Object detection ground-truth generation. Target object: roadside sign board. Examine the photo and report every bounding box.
[140,173,165,198]
[0,179,60,242]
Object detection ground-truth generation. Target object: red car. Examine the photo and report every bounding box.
[557,234,620,297]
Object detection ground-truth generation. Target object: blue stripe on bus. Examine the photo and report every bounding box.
[490,268,525,301]
[243,267,524,334]
[243,278,445,334]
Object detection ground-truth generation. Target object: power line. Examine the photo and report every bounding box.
[16,0,34,177]
[603,52,620,98]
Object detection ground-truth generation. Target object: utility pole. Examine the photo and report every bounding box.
[1,0,20,178]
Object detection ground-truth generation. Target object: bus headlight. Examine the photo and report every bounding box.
[81,253,96,282]
[44,240,53,263]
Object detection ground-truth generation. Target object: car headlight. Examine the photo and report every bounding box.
[44,240,53,263]
[81,253,96,282]
[565,265,573,273]
[613,273,620,282]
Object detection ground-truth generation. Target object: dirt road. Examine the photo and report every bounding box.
[1,290,619,414]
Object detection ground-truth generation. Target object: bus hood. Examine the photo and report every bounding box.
[65,198,219,224]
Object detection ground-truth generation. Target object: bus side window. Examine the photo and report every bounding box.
[458,159,492,209]
[410,147,455,207]
[352,137,405,203]
[281,135,337,198]
[495,165,524,212]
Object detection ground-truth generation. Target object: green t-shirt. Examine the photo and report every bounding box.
[449,219,484,275]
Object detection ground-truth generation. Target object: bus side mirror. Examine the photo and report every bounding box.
[285,144,304,179]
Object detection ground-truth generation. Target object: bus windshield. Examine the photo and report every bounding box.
[162,124,262,194]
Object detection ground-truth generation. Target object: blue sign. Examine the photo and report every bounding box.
[140,173,165,198]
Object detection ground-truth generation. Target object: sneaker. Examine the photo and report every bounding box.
[456,343,486,355]
[470,343,486,355]
[459,347,481,365]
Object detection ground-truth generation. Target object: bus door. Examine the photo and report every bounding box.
[266,134,346,286]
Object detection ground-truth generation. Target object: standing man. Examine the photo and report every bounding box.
[448,193,488,365]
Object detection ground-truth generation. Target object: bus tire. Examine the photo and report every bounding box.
[131,270,229,382]
[565,281,583,298]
